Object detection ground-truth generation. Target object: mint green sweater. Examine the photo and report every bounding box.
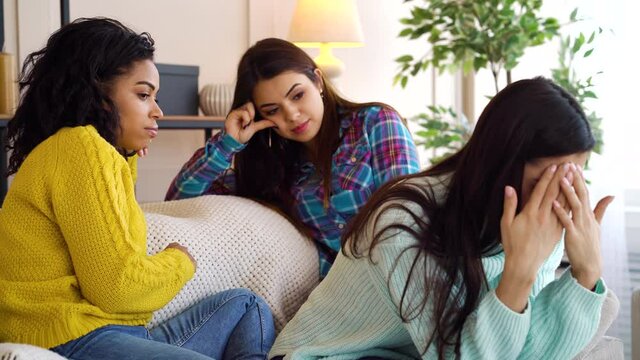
[270,179,607,360]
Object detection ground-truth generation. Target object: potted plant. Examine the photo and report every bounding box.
[394,1,604,162]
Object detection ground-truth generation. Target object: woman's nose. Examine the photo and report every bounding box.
[152,100,163,119]
[283,104,300,122]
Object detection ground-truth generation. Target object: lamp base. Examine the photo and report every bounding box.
[314,43,344,80]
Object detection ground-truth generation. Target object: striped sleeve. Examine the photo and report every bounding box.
[165,132,245,200]
[368,241,532,359]
[365,107,420,188]
[515,269,607,359]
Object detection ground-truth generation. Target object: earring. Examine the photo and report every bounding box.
[320,90,324,99]
[268,128,272,148]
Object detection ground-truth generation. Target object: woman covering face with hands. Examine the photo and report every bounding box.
[269,77,612,360]
[167,38,420,278]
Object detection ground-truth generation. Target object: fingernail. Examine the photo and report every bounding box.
[505,186,514,197]
[553,200,560,208]
[550,165,558,173]
[563,163,571,172]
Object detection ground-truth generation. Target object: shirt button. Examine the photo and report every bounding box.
[338,223,344,229]
[350,156,357,163]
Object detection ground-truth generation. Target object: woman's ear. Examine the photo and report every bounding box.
[313,68,324,91]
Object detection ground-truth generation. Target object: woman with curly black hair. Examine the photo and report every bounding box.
[0,17,274,359]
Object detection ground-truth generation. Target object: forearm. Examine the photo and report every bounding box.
[166,132,243,200]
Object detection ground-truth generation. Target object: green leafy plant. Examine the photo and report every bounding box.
[395,0,560,93]
[551,9,604,154]
[395,2,604,165]
[413,105,472,164]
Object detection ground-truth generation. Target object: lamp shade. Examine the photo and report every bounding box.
[288,0,364,48]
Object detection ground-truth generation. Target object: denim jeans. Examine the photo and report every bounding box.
[51,288,275,360]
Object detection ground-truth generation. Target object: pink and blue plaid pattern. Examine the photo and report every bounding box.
[166,106,420,277]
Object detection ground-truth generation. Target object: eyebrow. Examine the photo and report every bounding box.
[135,81,156,90]
[259,83,301,109]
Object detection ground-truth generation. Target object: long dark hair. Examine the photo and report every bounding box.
[343,77,594,359]
[6,17,155,175]
[231,38,388,231]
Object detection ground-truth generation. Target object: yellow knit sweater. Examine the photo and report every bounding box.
[0,125,195,349]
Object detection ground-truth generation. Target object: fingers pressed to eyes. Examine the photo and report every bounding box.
[552,200,573,230]
[526,164,557,212]
[559,175,582,214]
[540,163,570,212]
[571,165,590,206]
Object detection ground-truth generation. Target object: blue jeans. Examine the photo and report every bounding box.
[51,288,275,360]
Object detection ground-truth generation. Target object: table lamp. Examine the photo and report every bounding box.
[288,0,364,80]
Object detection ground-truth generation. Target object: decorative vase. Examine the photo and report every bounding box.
[199,83,234,116]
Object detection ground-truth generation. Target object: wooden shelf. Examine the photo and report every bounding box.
[0,115,225,127]
[161,115,224,121]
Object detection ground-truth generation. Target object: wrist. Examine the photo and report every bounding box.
[496,269,535,313]
[503,259,538,285]
[571,267,600,291]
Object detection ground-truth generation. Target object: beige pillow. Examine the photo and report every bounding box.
[142,195,320,331]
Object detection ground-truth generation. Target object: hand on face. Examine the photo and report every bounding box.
[552,164,613,290]
[496,163,575,312]
[500,163,571,280]
[224,101,276,144]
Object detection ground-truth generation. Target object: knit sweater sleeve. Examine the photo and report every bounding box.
[50,127,195,314]
[366,207,606,359]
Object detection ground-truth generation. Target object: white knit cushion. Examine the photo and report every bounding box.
[141,195,320,330]
[0,343,66,360]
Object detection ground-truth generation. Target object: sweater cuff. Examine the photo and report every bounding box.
[481,289,531,332]
[217,132,246,154]
[559,267,607,298]
[162,247,196,281]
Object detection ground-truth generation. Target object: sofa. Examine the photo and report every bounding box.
[0,195,624,359]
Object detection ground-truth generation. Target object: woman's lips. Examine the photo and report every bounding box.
[292,120,310,134]
[146,127,158,138]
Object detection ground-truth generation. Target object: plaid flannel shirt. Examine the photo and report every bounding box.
[166,106,420,277]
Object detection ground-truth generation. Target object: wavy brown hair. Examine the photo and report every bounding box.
[343,77,595,359]
[230,38,391,235]
[6,17,155,175]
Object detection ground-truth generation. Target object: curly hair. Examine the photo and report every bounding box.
[5,17,155,175]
